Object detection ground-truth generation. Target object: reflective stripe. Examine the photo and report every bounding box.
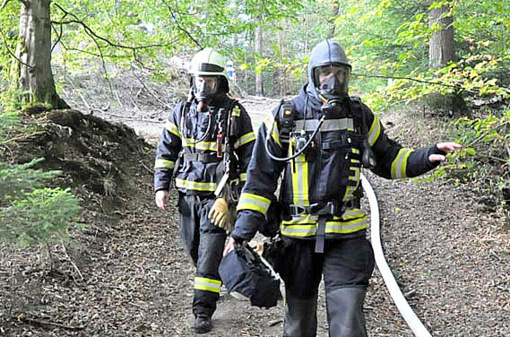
[237,192,272,215]
[281,216,367,237]
[263,116,282,147]
[182,139,223,152]
[175,178,217,192]
[368,116,381,146]
[343,150,361,201]
[292,154,309,206]
[341,208,365,220]
[294,118,354,132]
[154,158,175,170]
[325,217,368,234]
[234,132,256,149]
[240,173,247,181]
[391,148,414,179]
[194,277,222,293]
[232,106,241,117]
[281,223,317,237]
[165,121,180,137]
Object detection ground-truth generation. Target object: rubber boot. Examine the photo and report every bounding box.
[283,295,318,337]
[326,287,368,337]
[194,314,212,334]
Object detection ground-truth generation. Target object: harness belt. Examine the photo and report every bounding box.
[183,153,222,163]
[287,199,361,254]
[288,199,360,217]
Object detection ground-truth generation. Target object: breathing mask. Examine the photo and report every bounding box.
[315,64,350,115]
[194,75,218,112]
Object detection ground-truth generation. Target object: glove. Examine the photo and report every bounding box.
[208,197,233,232]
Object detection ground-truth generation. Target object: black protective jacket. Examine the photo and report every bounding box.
[154,95,255,197]
[232,85,443,241]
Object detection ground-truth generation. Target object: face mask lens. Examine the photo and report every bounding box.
[315,65,350,96]
[195,76,218,97]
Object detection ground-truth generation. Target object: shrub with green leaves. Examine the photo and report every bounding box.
[0,159,82,247]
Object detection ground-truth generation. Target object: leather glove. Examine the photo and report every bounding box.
[208,197,233,232]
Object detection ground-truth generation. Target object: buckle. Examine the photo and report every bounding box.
[290,205,308,215]
[312,201,336,216]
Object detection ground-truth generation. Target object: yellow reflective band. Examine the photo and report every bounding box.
[240,173,247,181]
[280,223,317,237]
[325,217,368,234]
[292,154,309,206]
[340,208,365,220]
[263,116,282,147]
[165,121,180,137]
[234,132,256,149]
[194,277,222,293]
[182,139,223,152]
[154,158,175,170]
[232,106,241,117]
[343,158,361,201]
[237,192,272,215]
[281,213,367,237]
[368,116,381,146]
[175,178,217,192]
[391,148,414,179]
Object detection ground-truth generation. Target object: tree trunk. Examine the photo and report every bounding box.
[428,2,455,69]
[327,0,340,39]
[254,17,264,97]
[14,0,68,109]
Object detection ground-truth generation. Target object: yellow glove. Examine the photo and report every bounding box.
[208,197,233,232]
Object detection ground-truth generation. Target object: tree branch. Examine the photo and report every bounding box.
[353,72,510,95]
[51,14,66,54]
[353,72,460,89]
[161,0,202,49]
[0,0,11,10]
[52,3,174,51]
[0,25,34,69]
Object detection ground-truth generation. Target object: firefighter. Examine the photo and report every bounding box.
[226,40,461,337]
[154,48,255,334]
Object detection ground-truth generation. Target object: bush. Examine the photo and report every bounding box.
[0,159,82,247]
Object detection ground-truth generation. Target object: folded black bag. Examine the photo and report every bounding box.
[219,243,281,309]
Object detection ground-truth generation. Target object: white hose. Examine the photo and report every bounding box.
[361,173,433,337]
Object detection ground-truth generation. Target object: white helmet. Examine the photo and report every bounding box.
[189,48,229,95]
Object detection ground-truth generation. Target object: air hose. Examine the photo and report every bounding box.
[361,173,433,337]
[264,115,325,162]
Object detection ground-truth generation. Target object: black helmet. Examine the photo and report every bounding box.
[306,40,351,102]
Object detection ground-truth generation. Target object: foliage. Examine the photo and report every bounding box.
[419,107,510,210]
[0,92,82,248]
[0,158,82,247]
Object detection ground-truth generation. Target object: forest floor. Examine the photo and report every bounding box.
[1,69,509,337]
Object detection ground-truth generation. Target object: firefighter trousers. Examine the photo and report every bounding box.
[278,236,375,337]
[178,194,227,318]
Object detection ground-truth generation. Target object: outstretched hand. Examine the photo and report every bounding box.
[429,142,462,163]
